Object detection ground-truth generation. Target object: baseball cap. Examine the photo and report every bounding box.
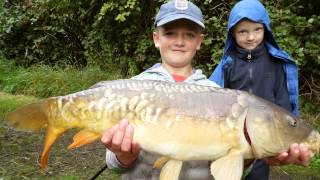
[154,0,205,29]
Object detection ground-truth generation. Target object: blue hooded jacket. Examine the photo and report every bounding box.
[209,0,299,115]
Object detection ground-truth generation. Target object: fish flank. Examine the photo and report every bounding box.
[129,96,140,111]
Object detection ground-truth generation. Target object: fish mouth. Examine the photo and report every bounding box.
[304,130,320,156]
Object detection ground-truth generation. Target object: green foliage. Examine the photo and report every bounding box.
[198,1,230,74]
[84,0,160,76]
[300,97,319,114]
[266,1,320,70]
[311,155,320,169]
[0,0,90,67]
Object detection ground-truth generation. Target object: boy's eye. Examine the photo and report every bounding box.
[237,30,248,35]
[164,31,174,36]
[255,27,263,32]
[186,32,196,38]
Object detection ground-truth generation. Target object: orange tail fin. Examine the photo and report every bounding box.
[5,100,50,131]
[5,98,66,169]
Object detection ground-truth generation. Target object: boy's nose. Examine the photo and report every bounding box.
[175,35,185,46]
[247,32,255,41]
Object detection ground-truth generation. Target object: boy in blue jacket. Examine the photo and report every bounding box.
[210,0,311,179]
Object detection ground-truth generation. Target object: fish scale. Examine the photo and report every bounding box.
[5,79,320,180]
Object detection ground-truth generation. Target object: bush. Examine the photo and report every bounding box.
[0,0,89,68]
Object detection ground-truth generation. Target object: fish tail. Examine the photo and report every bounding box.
[5,100,51,131]
[5,99,66,169]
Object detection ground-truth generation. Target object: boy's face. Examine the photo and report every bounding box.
[233,19,265,50]
[153,19,204,70]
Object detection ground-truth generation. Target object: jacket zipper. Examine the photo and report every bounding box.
[248,50,253,93]
[247,52,252,61]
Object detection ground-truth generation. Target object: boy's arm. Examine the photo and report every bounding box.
[275,67,292,112]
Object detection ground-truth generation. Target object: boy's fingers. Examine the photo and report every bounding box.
[280,143,299,165]
[110,119,130,150]
[112,123,127,149]
[288,143,300,160]
[101,119,132,153]
[121,124,134,152]
[101,124,118,147]
[277,151,289,160]
[299,144,311,166]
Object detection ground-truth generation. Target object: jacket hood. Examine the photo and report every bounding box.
[132,63,220,87]
[224,0,278,55]
[143,63,209,82]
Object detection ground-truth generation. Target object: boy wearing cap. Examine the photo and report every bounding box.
[209,0,311,179]
[101,0,219,179]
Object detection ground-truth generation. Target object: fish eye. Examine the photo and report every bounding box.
[290,119,297,126]
[287,116,297,127]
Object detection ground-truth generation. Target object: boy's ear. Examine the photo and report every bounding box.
[153,31,160,48]
[197,34,204,50]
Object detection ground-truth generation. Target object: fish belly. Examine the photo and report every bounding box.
[133,117,235,161]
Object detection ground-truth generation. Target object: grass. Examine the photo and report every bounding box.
[271,159,320,180]
[0,92,37,118]
[0,59,123,98]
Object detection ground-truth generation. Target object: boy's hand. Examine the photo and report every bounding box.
[264,143,311,166]
[101,119,140,167]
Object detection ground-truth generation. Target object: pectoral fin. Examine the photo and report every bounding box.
[67,130,100,149]
[160,159,183,180]
[210,150,244,180]
[153,156,169,169]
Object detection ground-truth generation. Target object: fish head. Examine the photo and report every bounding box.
[271,110,320,157]
[245,97,317,158]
